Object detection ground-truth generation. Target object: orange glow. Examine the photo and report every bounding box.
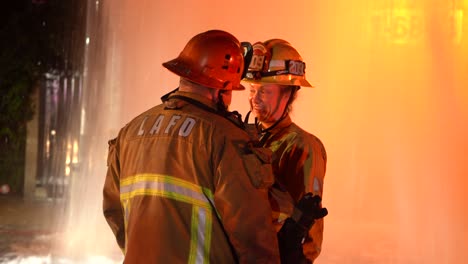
[73,0,468,263]
[369,0,465,45]
[371,7,424,44]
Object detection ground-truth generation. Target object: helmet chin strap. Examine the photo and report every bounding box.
[216,90,229,112]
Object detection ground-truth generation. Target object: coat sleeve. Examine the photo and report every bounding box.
[290,136,327,261]
[102,137,126,252]
[304,136,327,261]
[212,137,280,264]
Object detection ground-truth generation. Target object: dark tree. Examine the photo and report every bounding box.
[0,0,86,194]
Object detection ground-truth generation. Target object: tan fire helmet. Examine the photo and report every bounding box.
[243,39,313,88]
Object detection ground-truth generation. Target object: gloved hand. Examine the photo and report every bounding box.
[277,193,328,264]
[277,217,310,264]
[293,193,328,230]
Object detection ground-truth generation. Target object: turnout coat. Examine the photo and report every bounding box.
[103,91,280,264]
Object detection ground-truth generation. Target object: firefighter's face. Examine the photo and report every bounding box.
[248,83,289,127]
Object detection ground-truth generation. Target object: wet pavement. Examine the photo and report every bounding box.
[0,194,63,263]
[0,194,123,264]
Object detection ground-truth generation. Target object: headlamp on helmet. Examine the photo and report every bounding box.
[243,40,313,88]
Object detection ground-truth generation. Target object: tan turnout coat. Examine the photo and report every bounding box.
[103,91,280,264]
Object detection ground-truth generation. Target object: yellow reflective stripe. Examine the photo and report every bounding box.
[188,206,212,264]
[189,206,199,264]
[121,199,130,254]
[123,189,210,209]
[188,206,213,264]
[202,207,212,264]
[272,211,290,223]
[121,173,202,191]
[120,174,213,209]
[120,174,214,262]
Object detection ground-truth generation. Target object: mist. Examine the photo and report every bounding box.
[64,0,468,263]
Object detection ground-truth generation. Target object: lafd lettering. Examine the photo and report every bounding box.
[136,114,196,137]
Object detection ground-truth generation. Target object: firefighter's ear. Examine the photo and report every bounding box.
[107,138,117,166]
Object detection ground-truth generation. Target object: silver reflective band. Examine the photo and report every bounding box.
[120,174,215,263]
[270,60,306,76]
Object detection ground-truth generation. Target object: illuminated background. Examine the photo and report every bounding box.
[59,0,468,263]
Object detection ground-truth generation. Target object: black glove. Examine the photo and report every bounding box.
[294,193,328,230]
[277,193,328,264]
[278,217,310,264]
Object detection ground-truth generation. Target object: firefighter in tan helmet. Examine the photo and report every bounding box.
[103,30,280,263]
[243,39,328,263]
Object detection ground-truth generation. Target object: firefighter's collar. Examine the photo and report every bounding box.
[168,91,218,111]
[260,114,292,134]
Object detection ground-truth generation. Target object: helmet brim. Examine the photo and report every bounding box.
[163,59,245,91]
[242,76,314,88]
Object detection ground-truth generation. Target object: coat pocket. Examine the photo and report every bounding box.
[242,146,274,189]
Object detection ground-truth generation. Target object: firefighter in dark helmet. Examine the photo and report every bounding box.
[103,30,280,263]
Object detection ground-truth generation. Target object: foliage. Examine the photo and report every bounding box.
[0,0,73,194]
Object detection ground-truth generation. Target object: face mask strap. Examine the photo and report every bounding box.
[241,42,254,79]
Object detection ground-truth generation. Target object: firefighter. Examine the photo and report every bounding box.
[103,30,280,263]
[243,39,328,263]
